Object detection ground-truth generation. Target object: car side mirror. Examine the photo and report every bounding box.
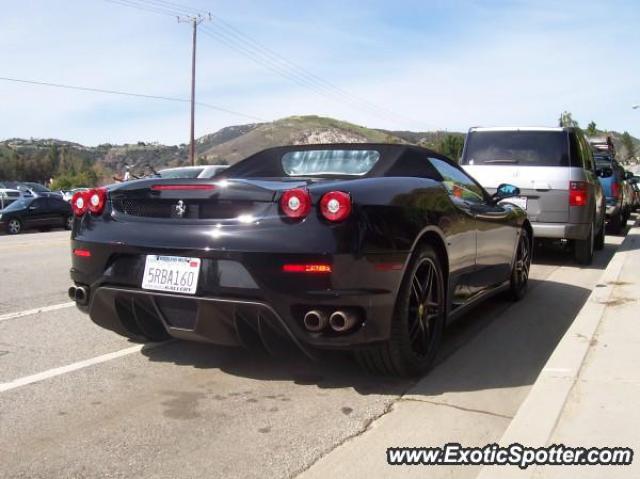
[492,183,521,202]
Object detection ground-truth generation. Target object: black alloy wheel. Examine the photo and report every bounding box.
[356,244,445,377]
[407,257,442,357]
[509,229,531,300]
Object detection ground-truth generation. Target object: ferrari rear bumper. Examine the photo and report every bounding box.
[70,240,409,352]
[87,286,314,355]
[78,282,401,354]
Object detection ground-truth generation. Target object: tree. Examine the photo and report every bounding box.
[435,134,464,161]
[586,121,598,136]
[558,111,579,128]
[621,131,636,162]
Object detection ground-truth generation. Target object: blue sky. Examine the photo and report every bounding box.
[1,0,639,145]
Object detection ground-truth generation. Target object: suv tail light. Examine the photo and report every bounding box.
[611,182,620,199]
[569,181,588,207]
[71,191,90,217]
[88,188,108,215]
[320,191,352,222]
[280,188,311,219]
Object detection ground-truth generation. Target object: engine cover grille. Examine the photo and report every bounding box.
[112,199,258,219]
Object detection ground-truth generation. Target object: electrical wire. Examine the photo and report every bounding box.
[102,0,421,127]
[0,76,266,121]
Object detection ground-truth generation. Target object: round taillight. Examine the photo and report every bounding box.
[71,191,89,217]
[87,188,107,215]
[320,191,351,222]
[280,188,311,219]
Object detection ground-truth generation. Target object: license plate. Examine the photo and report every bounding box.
[142,255,201,295]
[502,196,527,210]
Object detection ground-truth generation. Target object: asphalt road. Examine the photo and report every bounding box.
[0,227,628,478]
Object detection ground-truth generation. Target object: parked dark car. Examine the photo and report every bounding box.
[68,144,532,376]
[0,196,73,234]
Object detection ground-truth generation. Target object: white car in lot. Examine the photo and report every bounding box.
[61,188,90,202]
[0,184,22,208]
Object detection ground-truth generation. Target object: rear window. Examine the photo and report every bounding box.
[461,131,570,167]
[281,149,380,176]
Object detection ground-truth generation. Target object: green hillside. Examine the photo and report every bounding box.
[1,115,637,188]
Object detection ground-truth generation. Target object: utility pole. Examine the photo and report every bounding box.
[178,13,211,166]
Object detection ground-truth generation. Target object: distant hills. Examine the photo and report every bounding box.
[0,115,637,186]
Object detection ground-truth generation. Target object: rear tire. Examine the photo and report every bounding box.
[608,212,623,235]
[64,215,73,230]
[574,222,594,265]
[355,244,445,377]
[508,228,531,301]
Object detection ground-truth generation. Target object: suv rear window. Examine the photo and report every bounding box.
[461,131,570,167]
[281,149,380,176]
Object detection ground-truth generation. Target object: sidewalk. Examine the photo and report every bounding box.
[478,218,640,478]
[297,218,639,479]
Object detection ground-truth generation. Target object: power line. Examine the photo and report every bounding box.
[103,0,381,118]
[103,0,421,128]
[0,76,266,122]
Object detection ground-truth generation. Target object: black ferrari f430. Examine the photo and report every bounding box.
[69,144,532,376]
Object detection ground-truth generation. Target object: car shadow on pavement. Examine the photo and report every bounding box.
[141,340,412,395]
[531,241,617,269]
[141,277,590,398]
[411,278,590,400]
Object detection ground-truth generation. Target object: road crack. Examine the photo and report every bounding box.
[290,396,401,478]
[400,397,513,420]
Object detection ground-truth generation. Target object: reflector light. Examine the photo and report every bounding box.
[73,248,91,258]
[282,264,332,273]
[320,191,351,222]
[280,189,311,219]
[88,187,107,215]
[71,191,90,217]
[612,182,620,199]
[569,181,588,207]
[151,184,215,191]
[374,262,404,271]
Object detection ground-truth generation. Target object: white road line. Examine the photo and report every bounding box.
[0,343,165,393]
[0,302,76,322]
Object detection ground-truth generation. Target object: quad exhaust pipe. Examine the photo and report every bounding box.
[303,310,328,332]
[68,285,89,305]
[303,309,360,333]
[329,310,358,332]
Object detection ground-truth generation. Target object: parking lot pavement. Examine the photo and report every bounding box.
[0,230,71,314]
[0,230,627,478]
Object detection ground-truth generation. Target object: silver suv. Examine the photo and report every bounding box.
[461,127,606,264]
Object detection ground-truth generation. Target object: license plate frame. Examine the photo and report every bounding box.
[141,255,201,295]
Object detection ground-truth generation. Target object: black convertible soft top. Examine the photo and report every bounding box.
[221,143,453,180]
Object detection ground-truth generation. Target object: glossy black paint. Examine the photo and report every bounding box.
[69,144,530,352]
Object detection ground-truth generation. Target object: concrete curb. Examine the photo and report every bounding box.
[476,219,639,479]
